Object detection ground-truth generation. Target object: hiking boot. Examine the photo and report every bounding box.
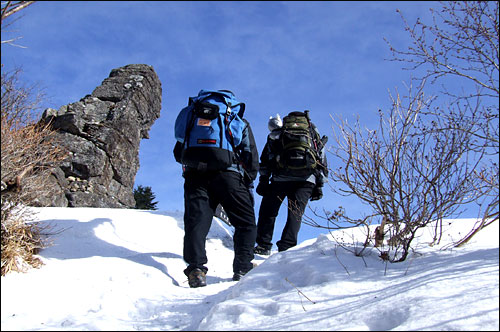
[233,262,258,281]
[188,268,207,288]
[232,270,248,281]
[254,245,271,256]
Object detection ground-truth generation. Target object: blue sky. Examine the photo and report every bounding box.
[1,1,442,245]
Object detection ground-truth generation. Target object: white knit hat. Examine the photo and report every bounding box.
[268,114,283,131]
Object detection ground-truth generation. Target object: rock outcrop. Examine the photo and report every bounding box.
[37,64,162,208]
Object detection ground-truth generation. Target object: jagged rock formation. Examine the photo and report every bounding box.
[36,64,162,208]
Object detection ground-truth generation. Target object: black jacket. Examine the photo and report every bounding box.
[237,119,259,186]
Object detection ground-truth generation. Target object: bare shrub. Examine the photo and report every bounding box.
[1,69,67,275]
[325,81,482,262]
[385,1,499,246]
[1,0,66,276]
[305,2,498,262]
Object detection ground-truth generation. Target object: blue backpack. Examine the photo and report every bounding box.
[174,90,246,171]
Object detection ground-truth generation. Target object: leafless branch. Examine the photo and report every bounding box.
[1,1,35,48]
[1,1,35,22]
[285,277,316,311]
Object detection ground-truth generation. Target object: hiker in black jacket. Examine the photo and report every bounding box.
[174,90,259,288]
[254,111,328,255]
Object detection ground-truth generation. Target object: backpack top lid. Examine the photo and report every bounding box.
[285,110,310,119]
[282,111,311,131]
[190,89,246,118]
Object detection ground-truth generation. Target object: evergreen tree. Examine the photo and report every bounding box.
[133,185,158,210]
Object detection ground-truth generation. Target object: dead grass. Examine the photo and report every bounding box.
[1,212,50,276]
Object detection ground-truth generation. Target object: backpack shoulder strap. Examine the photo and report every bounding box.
[304,110,320,151]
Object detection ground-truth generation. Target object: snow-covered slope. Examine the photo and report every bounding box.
[1,207,498,331]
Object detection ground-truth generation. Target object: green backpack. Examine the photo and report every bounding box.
[276,111,320,176]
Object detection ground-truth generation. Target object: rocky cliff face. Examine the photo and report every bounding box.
[37,64,162,208]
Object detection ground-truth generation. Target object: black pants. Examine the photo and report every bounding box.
[256,181,314,252]
[183,170,256,276]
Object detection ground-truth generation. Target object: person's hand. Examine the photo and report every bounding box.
[310,186,323,201]
[256,179,270,196]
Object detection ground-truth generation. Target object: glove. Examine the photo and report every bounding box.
[310,186,323,201]
[256,178,270,196]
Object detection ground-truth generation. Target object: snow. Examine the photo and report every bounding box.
[1,207,498,331]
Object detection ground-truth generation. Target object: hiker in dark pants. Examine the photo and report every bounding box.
[174,90,259,288]
[256,180,315,252]
[182,168,256,281]
[254,112,328,255]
